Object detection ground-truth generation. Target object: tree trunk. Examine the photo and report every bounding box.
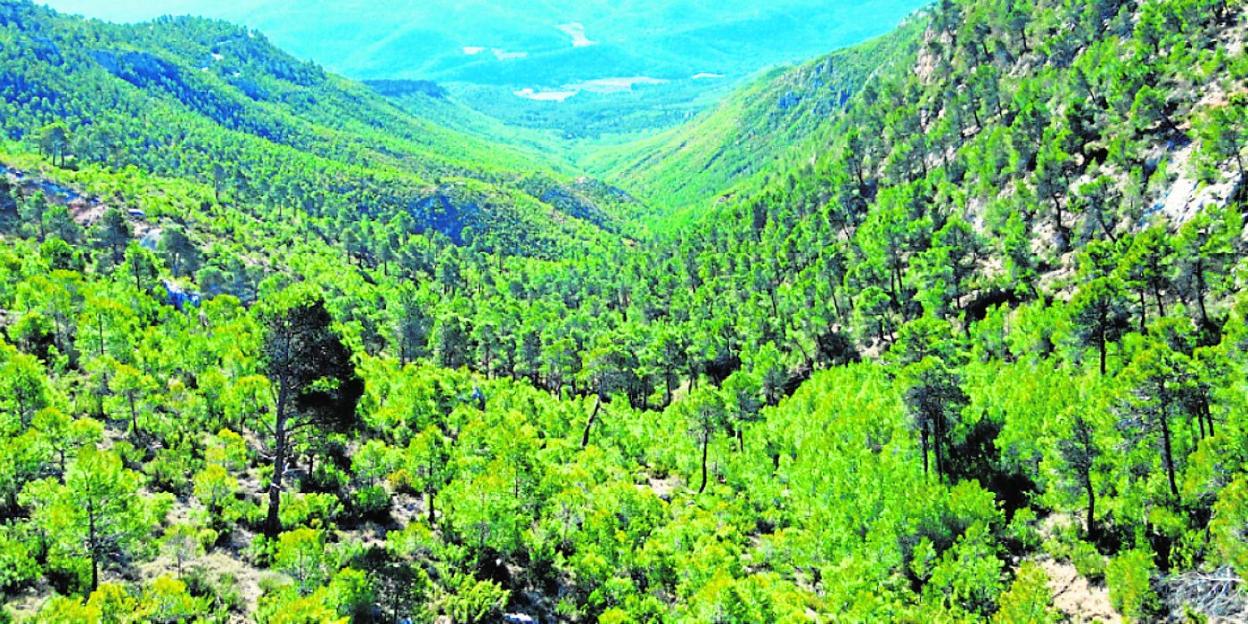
[697,434,709,494]
[97,313,106,357]
[920,427,930,477]
[1205,399,1215,438]
[1084,473,1096,539]
[427,488,436,527]
[128,394,140,437]
[265,385,289,537]
[1158,387,1180,504]
[1098,310,1107,376]
[892,264,905,314]
[581,394,602,449]
[88,500,99,592]
[1097,211,1118,243]
[1052,195,1068,251]
[1195,262,1210,329]
[664,372,674,408]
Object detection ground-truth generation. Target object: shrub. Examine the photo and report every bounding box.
[1211,476,1248,583]
[255,585,346,624]
[193,463,241,526]
[1005,507,1041,551]
[86,582,137,621]
[0,522,41,591]
[274,528,331,595]
[353,485,390,519]
[137,575,209,623]
[144,447,197,496]
[1069,540,1106,582]
[183,567,245,614]
[1107,549,1159,622]
[279,492,341,530]
[992,562,1059,623]
[328,567,375,620]
[33,595,98,623]
[437,574,509,624]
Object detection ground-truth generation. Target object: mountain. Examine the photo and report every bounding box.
[585,17,926,218]
[39,0,931,137]
[39,0,930,83]
[2,0,1248,623]
[0,1,644,254]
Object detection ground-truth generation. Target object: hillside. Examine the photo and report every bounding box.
[0,2,642,251]
[41,0,931,137]
[585,18,926,217]
[360,80,571,159]
[2,0,1248,623]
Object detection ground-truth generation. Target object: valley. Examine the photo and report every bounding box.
[1,0,1248,623]
[39,0,930,138]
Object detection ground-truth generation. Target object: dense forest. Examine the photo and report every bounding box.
[1,0,1247,622]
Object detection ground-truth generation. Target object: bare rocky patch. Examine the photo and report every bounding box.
[1039,556,1120,624]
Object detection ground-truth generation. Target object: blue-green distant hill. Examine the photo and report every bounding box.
[39,0,929,136]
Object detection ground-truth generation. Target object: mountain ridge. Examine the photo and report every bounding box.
[0,2,645,252]
[37,0,931,137]
[584,16,928,219]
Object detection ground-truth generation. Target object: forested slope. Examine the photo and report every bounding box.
[1,0,1248,622]
[585,18,925,217]
[0,1,642,253]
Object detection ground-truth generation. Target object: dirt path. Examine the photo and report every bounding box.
[1039,557,1120,623]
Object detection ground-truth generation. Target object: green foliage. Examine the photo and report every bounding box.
[193,463,241,524]
[1069,540,1108,582]
[277,493,341,532]
[1,0,1247,621]
[136,575,210,623]
[0,522,40,592]
[255,584,347,624]
[274,528,332,596]
[31,595,99,623]
[437,574,509,624]
[1211,476,1248,583]
[19,446,162,592]
[1192,93,1247,181]
[1107,549,1160,622]
[162,523,211,578]
[992,562,1060,624]
[326,567,374,620]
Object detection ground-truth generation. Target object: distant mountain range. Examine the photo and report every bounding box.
[39,0,929,136]
[41,0,928,82]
